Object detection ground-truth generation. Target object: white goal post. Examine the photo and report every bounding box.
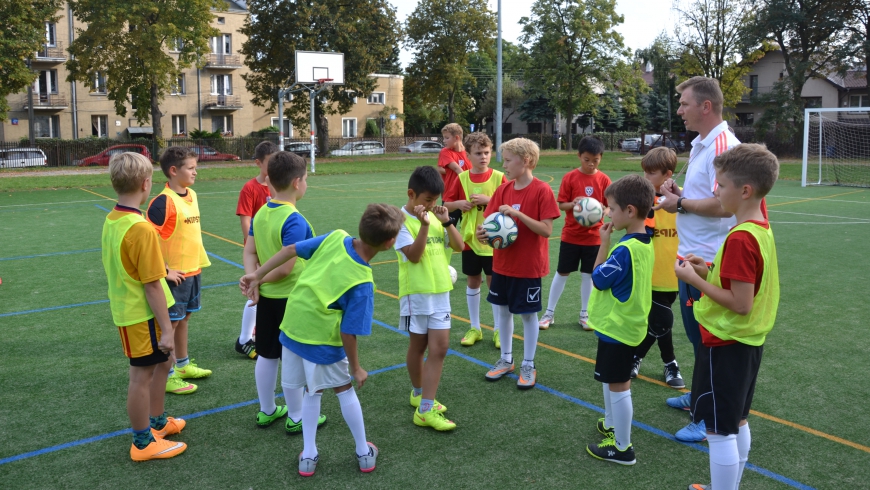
[802,107,870,187]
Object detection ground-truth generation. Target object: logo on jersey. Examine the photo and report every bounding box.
[599,256,623,277]
[527,287,541,303]
[585,186,594,196]
[512,204,521,211]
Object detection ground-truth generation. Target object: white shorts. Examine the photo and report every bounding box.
[399,312,452,334]
[280,347,353,392]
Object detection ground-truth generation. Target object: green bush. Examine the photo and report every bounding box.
[364,119,381,137]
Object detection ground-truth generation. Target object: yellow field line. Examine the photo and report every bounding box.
[79,187,114,200]
[768,189,866,208]
[202,230,245,247]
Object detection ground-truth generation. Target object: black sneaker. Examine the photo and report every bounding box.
[596,418,614,439]
[235,338,258,360]
[586,437,636,465]
[664,362,685,389]
[630,357,642,379]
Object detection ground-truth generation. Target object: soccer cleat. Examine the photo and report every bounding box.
[256,405,288,427]
[235,338,258,359]
[409,390,447,413]
[151,417,186,439]
[630,357,642,379]
[357,442,379,473]
[675,420,707,442]
[579,311,592,331]
[666,391,692,410]
[517,364,536,390]
[586,437,636,465]
[413,409,457,431]
[165,374,197,395]
[285,414,327,435]
[538,313,554,330]
[175,360,212,379]
[687,485,709,490]
[298,452,318,477]
[493,331,501,349]
[597,418,614,439]
[485,358,515,381]
[664,362,686,389]
[130,438,187,462]
[460,328,483,346]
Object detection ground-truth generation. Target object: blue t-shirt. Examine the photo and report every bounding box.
[592,233,651,344]
[279,233,374,364]
[248,201,314,245]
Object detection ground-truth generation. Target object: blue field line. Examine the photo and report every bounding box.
[94,204,112,213]
[0,248,100,262]
[206,251,245,270]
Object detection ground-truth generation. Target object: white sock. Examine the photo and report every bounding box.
[602,383,613,428]
[521,313,539,362]
[239,300,256,343]
[546,274,568,314]
[301,390,322,459]
[283,386,304,423]
[491,303,500,332]
[736,423,751,486]
[611,389,633,450]
[255,357,279,414]
[467,287,481,329]
[497,305,513,362]
[337,387,370,456]
[708,433,740,490]
[580,273,593,312]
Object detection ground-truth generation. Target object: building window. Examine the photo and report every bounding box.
[270,117,293,137]
[212,34,231,54]
[749,75,758,96]
[33,115,59,138]
[170,38,184,52]
[849,95,869,108]
[171,74,185,95]
[342,118,357,138]
[45,22,56,46]
[36,70,59,95]
[367,92,385,104]
[212,115,233,135]
[802,97,823,109]
[735,113,755,127]
[172,115,186,136]
[92,72,106,94]
[217,17,225,24]
[502,123,512,134]
[527,122,542,133]
[92,115,108,137]
[345,91,357,103]
[210,74,232,95]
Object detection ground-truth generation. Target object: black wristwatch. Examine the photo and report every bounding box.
[677,197,687,214]
[441,217,457,228]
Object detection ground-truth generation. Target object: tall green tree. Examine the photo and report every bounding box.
[844,1,869,89]
[0,0,62,122]
[67,0,220,142]
[404,0,496,123]
[463,41,528,125]
[475,76,524,129]
[240,0,401,149]
[520,0,645,151]
[518,87,556,133]
[636,35,682,132]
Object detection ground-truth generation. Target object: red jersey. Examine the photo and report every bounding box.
[236,178,271,218]
[444,168,507,251]
[557,169,611,246]
[485,178,561,278]
[437,147,469,196]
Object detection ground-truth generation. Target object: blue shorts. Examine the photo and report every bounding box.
[487,272,542,314]
[168,274,202,321]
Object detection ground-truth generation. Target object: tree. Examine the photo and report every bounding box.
[463,41,528,126]
[402,89,446,134]
[240,0,401,151]
[379,46,403,75]
[0,0,62,122]
[520,0,645,151]
[844,1,870,89]
[404,0,496,123]
[518,87,556,134]
[636,35,683,132]
[475,76,524,129]
[67,0,220,142]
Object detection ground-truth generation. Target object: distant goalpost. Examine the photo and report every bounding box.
[802,107,870,187]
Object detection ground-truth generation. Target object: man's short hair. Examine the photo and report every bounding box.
[677,76,724,114]
[713,143,779,198]
[408,165,444,196]
[267,151,306,192]
[500,137,540,168]
[159,146,198,178]
[577,136,605,156]
[109,152,152,195]
[359,203,404,247]
[464,132,493,152]
[641,147,678,174]
[605,174,655,217]
[441,123,464,137]
[254,141,279,163]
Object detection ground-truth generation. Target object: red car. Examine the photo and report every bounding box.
[188,145,240,162]
[75,144,153,167]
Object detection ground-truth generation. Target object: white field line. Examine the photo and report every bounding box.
[767,209,870,222]
[771,221,869,225]
[767,194,869,204]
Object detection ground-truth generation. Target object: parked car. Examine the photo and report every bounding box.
[188,145,240,161]
[646,134,685,152]
[0,147,48,168]
[74,144,152,167]
[398,141,443,154]
[285,142,320,158]
[329,141,385,157]
[620,138,641,152]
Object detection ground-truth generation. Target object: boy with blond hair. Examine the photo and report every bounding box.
[437,123,470,223]
[147,147,212,395]
[476,138,561,389]
[102,152,187,461]
[676,144,780,490]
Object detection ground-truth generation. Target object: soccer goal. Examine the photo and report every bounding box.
[802,107,870,187]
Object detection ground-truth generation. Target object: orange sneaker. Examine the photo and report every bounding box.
[151,417,186,438]
[130,438,187,461]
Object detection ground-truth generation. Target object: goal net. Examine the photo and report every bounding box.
[802,107,870,187]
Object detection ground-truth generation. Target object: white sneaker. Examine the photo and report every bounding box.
[579,312,592,331]
[538,313,555,330]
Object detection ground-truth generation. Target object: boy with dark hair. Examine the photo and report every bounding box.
[396,166,464,430]
[240,203,405,476]
[234,140,280,359]
[585,174,656,466]
[147,146,211,395]
[539,136,611,331]
[677,144,780,490]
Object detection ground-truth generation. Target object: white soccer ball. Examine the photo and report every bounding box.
[573,197,605,228]
[482,212,518,249]
[448,265,458,284]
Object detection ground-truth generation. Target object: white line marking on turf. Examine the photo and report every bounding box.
[0,198,106,208]
[767,195,869,204]
[770,221,869,225]
[767,210,870,222]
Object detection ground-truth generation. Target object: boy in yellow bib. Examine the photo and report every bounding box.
[675,144,780,490]
[396,166,464,431]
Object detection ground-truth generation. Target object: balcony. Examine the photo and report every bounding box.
[204,95,242,110]
[35,42,66,63]
[740,85,774,103]
[206,53,243,69]
[22,93,68,110]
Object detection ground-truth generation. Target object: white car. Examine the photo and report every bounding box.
[329,141,385,156]
[398,141,443,153]
[0,147,48,168]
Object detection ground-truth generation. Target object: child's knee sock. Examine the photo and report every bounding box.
[337,387,370,456]
[301,390,322,459]
[498,305,513,361]
[602,383,613,428]
[736,423,751,486]
[491,303,500,332]
[707,433,739,490]
[255,357,279,414]
[467,287,481,329]
[282,386,304,423]
[545,274,568,314]
[580,273,593,313]
[611,389,633,450]
[239,300,256,343]
[521,313,539,365]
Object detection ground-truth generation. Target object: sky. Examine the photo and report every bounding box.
[393,0,678,67]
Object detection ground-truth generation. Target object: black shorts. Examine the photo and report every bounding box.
[691,343,764,436]
[648,290,678,337]
[168,274,202,321]
[462,250,493,277]
[593,338,636,383]
[255,296,288,359]
[557,242,599,274]
[487,272,542,314]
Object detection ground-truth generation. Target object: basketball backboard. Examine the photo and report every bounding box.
[295,51,345,85]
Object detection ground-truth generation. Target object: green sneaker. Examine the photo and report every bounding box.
[408,390,447,413]
[285,414,327,435]
[460,328,483,346]
[165,374,197,394]
[493,331,501,349]
[175,360,212,379]
[256,405,288,427]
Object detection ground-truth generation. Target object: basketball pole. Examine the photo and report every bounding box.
[310,88,316,173]
[496,0,503,162]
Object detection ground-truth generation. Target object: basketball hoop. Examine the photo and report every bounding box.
[316,78,333,87]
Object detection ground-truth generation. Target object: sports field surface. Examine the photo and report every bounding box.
[1,152,867,489]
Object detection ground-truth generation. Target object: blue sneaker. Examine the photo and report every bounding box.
[675,419,707,442]
[666,391,692,411]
